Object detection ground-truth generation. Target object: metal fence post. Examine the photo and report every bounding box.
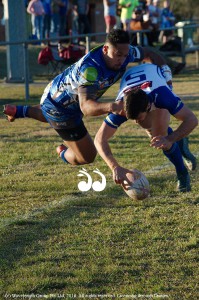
[137,31,142,46]
[0,24,199,101]
[86,35,91,53]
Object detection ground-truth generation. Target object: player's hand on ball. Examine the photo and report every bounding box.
[122,169,150,200]
[113,166,135,185]
[150,135,172,151]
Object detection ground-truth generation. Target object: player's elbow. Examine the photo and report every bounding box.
[80,101,95,116]
[94,129,107,153]
[94,132,102,151]
[193,114,198,129]
[80,102,90,116]
[189,111,198,128]
[187,113,198,133]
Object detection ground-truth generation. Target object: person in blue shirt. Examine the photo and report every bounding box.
[58,0,68,36]
[94,63,198,192]
[160,0,175,43]
[42,0,52,39]
[74,0,90,40]
[4,29,171,167]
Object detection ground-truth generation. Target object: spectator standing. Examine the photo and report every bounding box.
[42,0,52,39]
[138,0,147,10]
[103,0,117,33]
[50,0,68,36]
[160,0,175,43]
[130,5,153,46]
[51,0,59,34]
[119,0,139,31]
[74,0,90,40]
[27,0,45,40]
[146,0,161,44]
[68,2,79,43]
[58,0,68,36]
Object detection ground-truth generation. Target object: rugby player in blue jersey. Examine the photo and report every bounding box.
[94,63,198,192]
[4,29,171,166]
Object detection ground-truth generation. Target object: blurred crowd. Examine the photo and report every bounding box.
[25,0,91,43]
[104,0,176,46]
[23,0,177,47]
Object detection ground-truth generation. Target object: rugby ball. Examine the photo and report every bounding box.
[122,169,150,200]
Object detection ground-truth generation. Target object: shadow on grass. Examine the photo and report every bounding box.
[0,204,97,283]
[0,170,198,293]
[0,188,123,263]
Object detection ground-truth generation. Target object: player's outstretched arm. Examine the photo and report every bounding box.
[94,122,134,185]
[94,121,119,170]
[78,85,125,116]
[79,98,124,117]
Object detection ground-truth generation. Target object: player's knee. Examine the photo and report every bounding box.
[84,150,97,164]
[76,149,97,165]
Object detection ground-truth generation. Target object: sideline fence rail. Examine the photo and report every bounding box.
[0,24,198,101]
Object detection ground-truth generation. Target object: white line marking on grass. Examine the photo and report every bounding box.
[145,162,172,174]
[0,196,80,229]
[1,153,198,229]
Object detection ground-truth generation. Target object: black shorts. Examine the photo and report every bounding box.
[55,120,88,141]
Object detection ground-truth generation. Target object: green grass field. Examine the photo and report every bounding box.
[0,51,199,300]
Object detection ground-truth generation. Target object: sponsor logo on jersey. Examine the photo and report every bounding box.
[83,67,98,81]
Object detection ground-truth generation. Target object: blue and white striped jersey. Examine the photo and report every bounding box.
[105,63,184,129]
[41,44,143,108]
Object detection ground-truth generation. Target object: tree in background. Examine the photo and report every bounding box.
[170,0,199,21]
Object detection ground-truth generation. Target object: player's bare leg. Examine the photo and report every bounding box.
[3,104,47,123]
[26,105,47,122]
[57,133,97,165]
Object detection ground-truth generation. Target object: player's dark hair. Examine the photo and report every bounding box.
[124,89,149,119]
[106,29,130,46]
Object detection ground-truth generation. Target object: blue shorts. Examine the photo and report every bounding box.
[41,94,87,141]
[41,94,83,130]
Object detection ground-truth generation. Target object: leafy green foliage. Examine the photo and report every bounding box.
[171,0,199,21]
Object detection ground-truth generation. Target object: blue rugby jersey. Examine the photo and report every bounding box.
[105,63,184,129]
[40,44,144,108]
